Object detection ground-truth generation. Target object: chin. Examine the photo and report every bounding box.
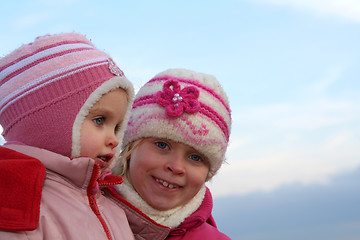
[150,202,177,211]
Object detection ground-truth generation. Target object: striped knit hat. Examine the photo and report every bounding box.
[123,69,231,179]
[0,33,134,159]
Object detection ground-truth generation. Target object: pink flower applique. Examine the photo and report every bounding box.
[156,80,200,117]
[108,58,124,76]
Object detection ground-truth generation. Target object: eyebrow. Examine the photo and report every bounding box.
[90,105,125,122]
[88,105,115,117]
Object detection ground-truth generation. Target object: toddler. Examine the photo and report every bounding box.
[0,33,135,240]
[113,69,232,239]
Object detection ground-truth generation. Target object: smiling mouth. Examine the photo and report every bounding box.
[155,178,181,189]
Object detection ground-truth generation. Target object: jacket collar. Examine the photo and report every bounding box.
[5,144,96,189]
[169,187,215,235]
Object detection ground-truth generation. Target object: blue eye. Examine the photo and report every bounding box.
[93,117,104,126]
[189,154,202,162]
[156,141,168,149]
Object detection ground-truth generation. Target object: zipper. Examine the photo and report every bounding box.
[87,165,113,240]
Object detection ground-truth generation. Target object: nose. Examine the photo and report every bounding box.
[165,154,185,175]
[106,131,119,149]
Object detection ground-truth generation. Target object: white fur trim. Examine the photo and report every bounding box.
[116,177,206,228]
[71,76,134,166]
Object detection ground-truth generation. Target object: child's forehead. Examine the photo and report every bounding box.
[88,88,127,114]
[88,102,103,114]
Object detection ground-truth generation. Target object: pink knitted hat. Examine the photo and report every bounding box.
[0,33,134,159]
[123,69,231,178]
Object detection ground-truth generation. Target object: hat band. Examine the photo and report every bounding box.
[133,94,229,141]
[149,75,231,114]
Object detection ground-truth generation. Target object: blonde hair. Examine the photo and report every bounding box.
[112,139,145,176]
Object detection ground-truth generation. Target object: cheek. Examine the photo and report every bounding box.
[81,136,96,150]
[79,123,99,154]
[80,136,94,156]
[128,153,144,182]
[128,147,151,171]
[128,148,156,184]
[189,166,209,188]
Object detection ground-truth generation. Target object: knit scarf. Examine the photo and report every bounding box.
[116,177,206,228]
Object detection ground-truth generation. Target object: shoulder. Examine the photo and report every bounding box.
[170,223,231,240]
[170,188,230,239]
[180,187,214,228]
[0,146,46,231]
[195,223,231,240]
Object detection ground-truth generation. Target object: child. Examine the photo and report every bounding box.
[112,69,232,239]
[0,33,135,239]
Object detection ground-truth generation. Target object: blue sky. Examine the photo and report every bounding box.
[1,0,360,239]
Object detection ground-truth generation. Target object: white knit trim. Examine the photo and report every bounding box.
[115,177,206,228]
[71,76,134,165]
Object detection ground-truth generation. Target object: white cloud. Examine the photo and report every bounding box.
[234,98,359,131]
[208,70,360,197]
[209,129,360,197]
[309,67,344,94]
[253,0,360,22]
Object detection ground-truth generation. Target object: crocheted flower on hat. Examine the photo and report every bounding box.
[156,80,200,117]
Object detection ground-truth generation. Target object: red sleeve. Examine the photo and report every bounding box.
[0,146,46,231]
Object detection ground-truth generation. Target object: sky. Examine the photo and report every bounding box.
[1,0,360,239]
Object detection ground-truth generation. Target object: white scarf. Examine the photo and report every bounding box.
[116,177,206,228]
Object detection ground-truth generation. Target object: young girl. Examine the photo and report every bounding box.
[0,33,135,239]
[112,69,232,239]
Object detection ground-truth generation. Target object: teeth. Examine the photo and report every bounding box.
[155,178,179,189]
[99,156,106,161]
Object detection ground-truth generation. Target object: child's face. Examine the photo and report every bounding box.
[128,138,209,211]
[80,88,128,172]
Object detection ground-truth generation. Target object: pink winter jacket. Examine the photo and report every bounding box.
[107,187,231,240]
[0,144,135,240]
